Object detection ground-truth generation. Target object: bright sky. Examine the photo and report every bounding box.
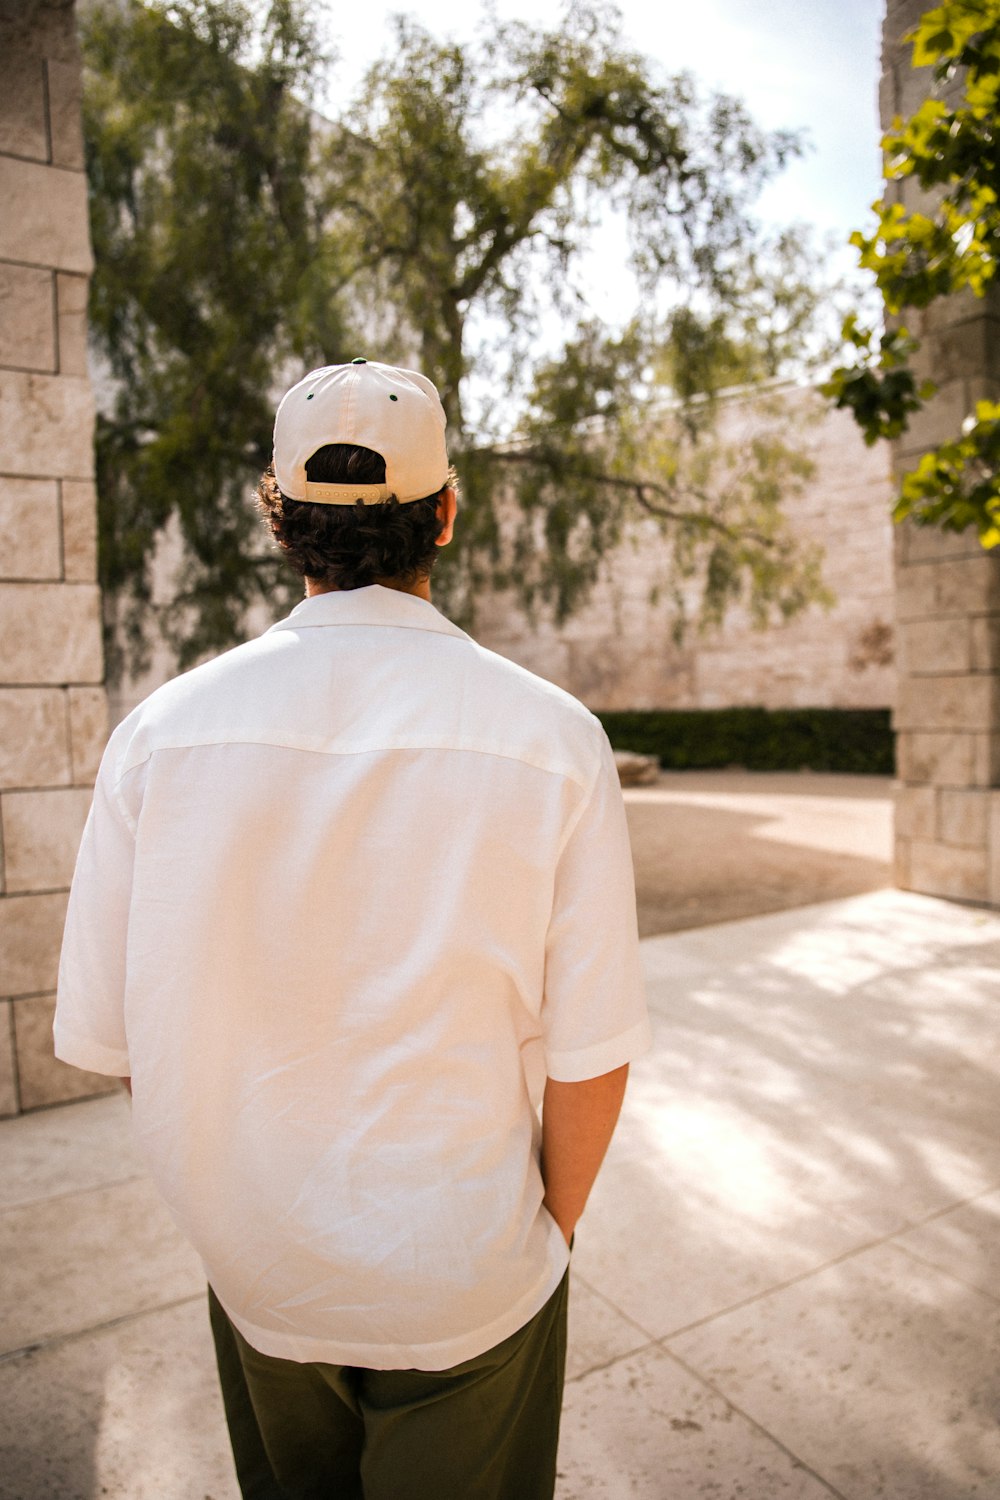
[322,0,885,293]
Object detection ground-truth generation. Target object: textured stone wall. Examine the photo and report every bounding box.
[474,393,895,714]
[0,0,112,1115]
[108,388,896,727]
[884,0,1000,905]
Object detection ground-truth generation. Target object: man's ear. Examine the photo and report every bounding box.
[435,485,457,547]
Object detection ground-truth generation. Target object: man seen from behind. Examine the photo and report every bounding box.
[54,358,652,1499]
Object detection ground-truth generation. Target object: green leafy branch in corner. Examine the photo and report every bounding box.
[823,0,1000,545]
[822,315,936,445]
[898,400,1000,541]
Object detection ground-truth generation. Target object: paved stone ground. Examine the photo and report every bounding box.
[625,771,893,937]
[5,775,1000,1498]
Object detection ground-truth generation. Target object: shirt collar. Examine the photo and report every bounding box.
[266,584,470,642]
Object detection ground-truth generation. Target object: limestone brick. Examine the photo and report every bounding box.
[882,62,945,125]
[896,618,970,676]
[893,381,980,461]
[938,788,990,850]
[883,2,917,36]
[907,838,989,902]
[0,263,55,372]
[894,673,996,733]
[0,1001,16,1117]
[822,542,891,595]
[932,556,1000,614]
[918,284,1000,336]
[0,476,60,581]
[0,2,81,65]
[970,616,1000,674]
[0,156,92,273]
[0,582,103,685]
[898,524,984,565]
[67,686,108,784]
[909,314,1000,388]
[894,565,938,622]
[973,733,1000,788]
[0,3,103,1111]
[896,731,974,787]
[60,478,97,581]
[564,637,694,711]
[0,47,46,161]
[13,993,116,1109]
[893,834,911,891]
[1,786,91,893]
[895,555,1000,620]
[894,785,936,842]
[46,57,85,171]
[0,370,95,478]
[55,272,88,377]
[809,407,891,478]
[990,793,1000,906]
[0,890,67,998]
[837,672,898,712]
[0,688,70,788]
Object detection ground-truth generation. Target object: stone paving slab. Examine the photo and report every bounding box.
[633,891,1000,1239]
[565,1277,652,1382]
[0,1175,203,1355]
[0,1092,140,1212]
[0,1298,236,1500]
[667,1240,1000,1500]
[892,1188,1000,1302]
[557,1343,837,1500]
[2,888,1000,1499]
[624,773,892,937]
[569,1152,872,1341]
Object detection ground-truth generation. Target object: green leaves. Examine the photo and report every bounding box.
[895,401,1000,544]
[821,320,936,445]
[828,0,1000,540]
[910,1,999,69]
[85,0,347,670]
[88,0,835,672]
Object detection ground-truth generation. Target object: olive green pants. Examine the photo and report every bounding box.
[208,1271,569,1500]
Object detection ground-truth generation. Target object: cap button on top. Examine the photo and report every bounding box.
[351,357,367,365]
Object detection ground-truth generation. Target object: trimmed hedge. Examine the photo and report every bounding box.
[597,708,895,775]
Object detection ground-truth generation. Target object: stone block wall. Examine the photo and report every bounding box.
[0,0,113,1115]
[474,393,896,715]
[109,391,897,727]
[885,0,1000,905]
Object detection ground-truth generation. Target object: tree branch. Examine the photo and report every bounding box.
[477,446,777,547]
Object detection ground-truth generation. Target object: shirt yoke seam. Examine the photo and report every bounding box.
[114,735,597,795]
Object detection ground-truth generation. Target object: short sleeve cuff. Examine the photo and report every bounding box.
[544,1015,653,1083]
[53,1021,130,1077]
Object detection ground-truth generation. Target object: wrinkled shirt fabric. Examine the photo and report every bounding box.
[55,585,651,1369]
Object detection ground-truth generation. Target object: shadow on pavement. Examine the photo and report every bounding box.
[625,776,893,937]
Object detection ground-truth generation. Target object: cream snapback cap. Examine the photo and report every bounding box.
[272,358,450,505]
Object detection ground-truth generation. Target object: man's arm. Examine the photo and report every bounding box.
[540,1063,629,1247]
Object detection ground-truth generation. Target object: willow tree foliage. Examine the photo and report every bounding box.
[84,0,836,672]
[824,0,1000,546]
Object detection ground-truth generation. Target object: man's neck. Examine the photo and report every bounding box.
[305,576,431,602]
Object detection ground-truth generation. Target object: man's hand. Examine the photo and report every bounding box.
[540,1064,629,1248]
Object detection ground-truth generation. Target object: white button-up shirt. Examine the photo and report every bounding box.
[55,585,650,1369]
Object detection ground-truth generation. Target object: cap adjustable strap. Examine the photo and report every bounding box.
[302,481,394,505]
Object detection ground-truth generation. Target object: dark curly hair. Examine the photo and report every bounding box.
[257,444,452,591]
